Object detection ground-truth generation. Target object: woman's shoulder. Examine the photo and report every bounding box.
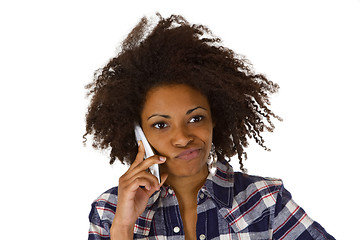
[234,171,283,185]
[88,187,118,237]
[213,160,284,199]
[91,186,118,210]
[232,171,284,200]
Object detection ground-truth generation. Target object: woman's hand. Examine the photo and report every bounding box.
[110,141,168,239]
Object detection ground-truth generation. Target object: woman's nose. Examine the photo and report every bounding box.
[171,125,193,147]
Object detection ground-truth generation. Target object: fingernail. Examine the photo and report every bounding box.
[159,156,166,162]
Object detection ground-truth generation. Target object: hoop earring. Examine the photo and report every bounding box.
[207,143,217,174]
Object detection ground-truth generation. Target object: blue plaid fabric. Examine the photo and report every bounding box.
[88,161,335,239]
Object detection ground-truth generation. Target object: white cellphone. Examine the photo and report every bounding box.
[134,123,161,183]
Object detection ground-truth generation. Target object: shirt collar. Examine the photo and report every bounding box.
[134,160,235,236]
[203,160,234,208]
[145,160,234,208]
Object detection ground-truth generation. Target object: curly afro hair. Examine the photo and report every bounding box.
[84,14,281,172]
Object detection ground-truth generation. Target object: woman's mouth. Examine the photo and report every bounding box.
[175,148,201,161]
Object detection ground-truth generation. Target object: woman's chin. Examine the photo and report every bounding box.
[162,162,209,179]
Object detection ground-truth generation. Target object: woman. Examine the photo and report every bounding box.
[85,14,335,240]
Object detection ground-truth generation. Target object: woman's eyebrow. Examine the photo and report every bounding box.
[147,114,170,120]
[147,106,207,120]
[186,106,207,115]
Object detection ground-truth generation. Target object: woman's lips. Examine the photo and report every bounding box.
[175,148,201,160]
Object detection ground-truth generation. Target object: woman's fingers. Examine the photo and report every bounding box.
[132,156,166,175]
[123,157,165,182]
[121,170,161,192]
[123,144,166,181]
[159,173,168,187]
[129,140,166,170]
[111,142,167,232]
[129,140,146,170]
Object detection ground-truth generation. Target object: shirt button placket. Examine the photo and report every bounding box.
[199,193,205,199]
[199,234,206,240]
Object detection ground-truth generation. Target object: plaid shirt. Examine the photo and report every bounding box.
[88,161,335,239]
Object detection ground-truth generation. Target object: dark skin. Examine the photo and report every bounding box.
[110,84,215,240]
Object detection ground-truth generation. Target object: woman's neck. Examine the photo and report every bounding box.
[165,164,209,197]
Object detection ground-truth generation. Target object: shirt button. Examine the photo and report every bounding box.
[173,226,180,233]
[168,189,174,194]
[199,234,206,240]
[199,193,205,199]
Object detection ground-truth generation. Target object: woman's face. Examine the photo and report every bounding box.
[141,84,215,178]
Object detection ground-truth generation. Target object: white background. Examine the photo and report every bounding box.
[1,0,359,239]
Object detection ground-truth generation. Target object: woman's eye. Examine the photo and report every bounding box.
[189,115,204,123]
[152,122,168,129]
